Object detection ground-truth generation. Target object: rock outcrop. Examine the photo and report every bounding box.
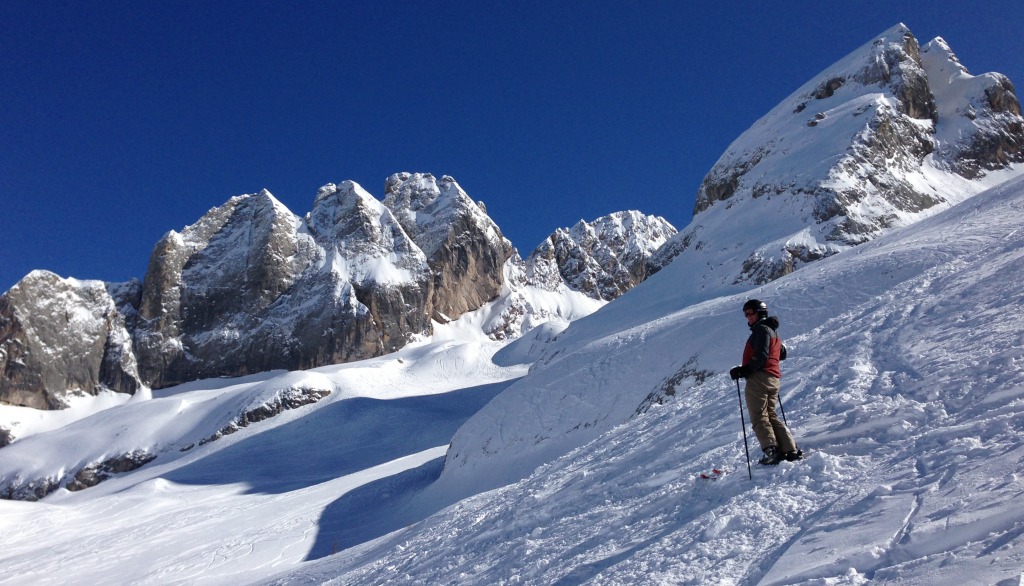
[651,24,1024,292]
[4,174,672,408]
[383,173,514,322]
[0,271,141,409]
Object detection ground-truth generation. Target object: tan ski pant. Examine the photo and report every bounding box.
[745,371,797,453]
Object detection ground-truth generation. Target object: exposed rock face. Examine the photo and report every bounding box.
[0,173,534,404]
[692,25,938,232]
[286,181,433,369]
[0,271,141,409]
[482,211,677,340]
[383,173,514,322]
[920,37,1024,178]
[132,191,314,386]
[64,450,157,493]
[526,211,676,301]
[653,24,1024,291]
[129,183,434,388]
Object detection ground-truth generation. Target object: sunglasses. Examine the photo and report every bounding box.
[744,311,756,317]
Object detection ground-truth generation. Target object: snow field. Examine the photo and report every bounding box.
[2,174,1024,584]
[270,176,1024,584]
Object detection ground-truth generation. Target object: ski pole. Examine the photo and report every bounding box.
[736,378,752,480]
[778,394,788,425]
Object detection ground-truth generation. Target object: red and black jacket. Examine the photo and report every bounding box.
[741,317,782,378]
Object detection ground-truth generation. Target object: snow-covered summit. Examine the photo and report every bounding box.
[919,36,1024,178]
[382,172,515,322]
[382,172,506,259]
[651,24,1023,299]
[308,180,429,286]
[525,210,676,301]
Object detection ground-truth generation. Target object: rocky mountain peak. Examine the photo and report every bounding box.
[920,37,1024,178]
[309,181,428,284]
[481,211,677,342]
[654,23,1024,298]
[525,211,676,301]
[693,24,938,217]
[383,172,514,322]
[6,171,595,406]
[383,172,442,211]
[382,172,505,256]
[922,37,968,77]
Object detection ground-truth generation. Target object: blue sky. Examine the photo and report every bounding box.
[2,1,1022,292]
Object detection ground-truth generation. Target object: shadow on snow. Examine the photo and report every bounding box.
[163,380,517,495]
[305,456,446,561]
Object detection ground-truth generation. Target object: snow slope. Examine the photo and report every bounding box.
[0,319,526,583]
[1,175,1023,584]
[267,173,1024,584]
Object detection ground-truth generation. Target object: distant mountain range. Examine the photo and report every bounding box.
[1,23,1022,416]
[0,173,674,410]
[3,24,1024,586]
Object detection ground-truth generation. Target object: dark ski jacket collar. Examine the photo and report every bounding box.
[750,316,780,332]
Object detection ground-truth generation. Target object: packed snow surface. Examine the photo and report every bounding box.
[3,176,1024,584]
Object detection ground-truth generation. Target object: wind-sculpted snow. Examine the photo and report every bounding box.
[0,370,338,500]
[0,330,527,584]
[441,172,1024,498]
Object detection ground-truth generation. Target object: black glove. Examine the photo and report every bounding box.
[729,366,747,380]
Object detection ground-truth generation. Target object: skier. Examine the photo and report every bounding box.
[730,299,802,465]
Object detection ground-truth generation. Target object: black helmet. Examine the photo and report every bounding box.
[743,299,768,317]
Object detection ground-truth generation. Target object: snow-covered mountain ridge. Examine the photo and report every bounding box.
[1,23,1024,585]
[2,162,1022,586]
[0,172,674,411]
[651,24,1022,297]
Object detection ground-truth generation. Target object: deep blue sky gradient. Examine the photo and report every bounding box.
[2,1,1022,292]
